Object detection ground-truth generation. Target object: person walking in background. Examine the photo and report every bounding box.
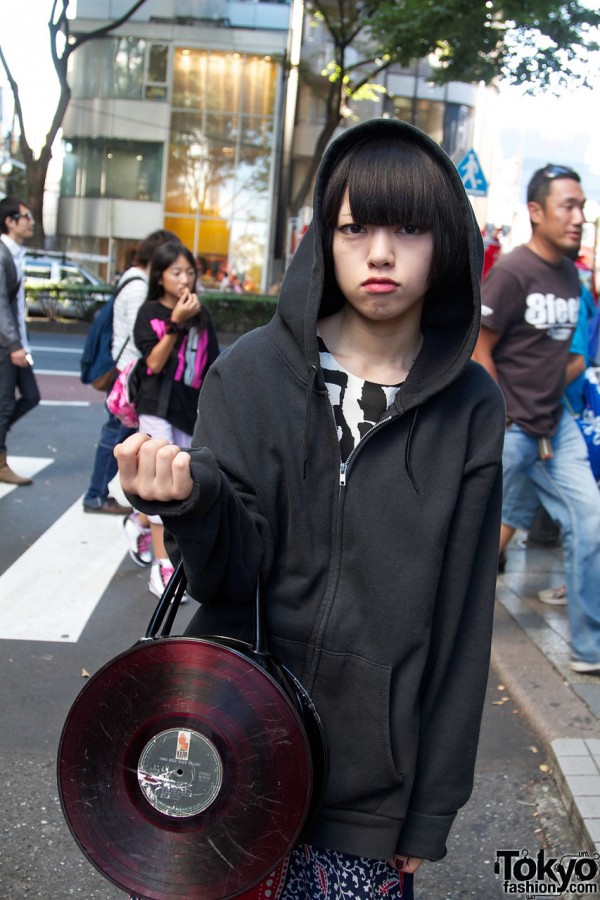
[82,230,177,528]
[132,240,219,597]
[474,163,600,673]
[116,118,505,894]
[0,196,40,485]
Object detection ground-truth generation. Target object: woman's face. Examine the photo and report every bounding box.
[332,188,434,327]
[159,254,196,302]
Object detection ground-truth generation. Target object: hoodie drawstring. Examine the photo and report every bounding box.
[405,407,420,494]
[303,365,318,479]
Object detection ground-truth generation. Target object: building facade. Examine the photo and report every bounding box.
[62,0,291,288]
[60,0,481,289]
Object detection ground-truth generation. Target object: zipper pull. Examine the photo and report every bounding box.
[339,462,347,486]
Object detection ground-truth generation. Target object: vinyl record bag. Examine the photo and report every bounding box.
[57,563,327,900]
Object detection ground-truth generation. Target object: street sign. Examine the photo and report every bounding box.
[456,148,488,197]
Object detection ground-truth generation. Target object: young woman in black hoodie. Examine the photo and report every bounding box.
[116,118,505,898]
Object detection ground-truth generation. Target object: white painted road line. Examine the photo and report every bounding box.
[0,457,54,501]
[0,496,128,643]
[29,345,82,354]
[40,400,90,407]
[35,369,81,376]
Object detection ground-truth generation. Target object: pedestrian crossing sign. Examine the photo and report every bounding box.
[456,148,488,197]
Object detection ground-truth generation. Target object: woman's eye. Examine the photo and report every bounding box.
[339,223,365,234]
[399,224,426,235]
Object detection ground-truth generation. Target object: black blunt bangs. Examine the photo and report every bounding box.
[322,135,468,286]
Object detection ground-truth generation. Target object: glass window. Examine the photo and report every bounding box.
[167,49,279,289]
[148,44,168,84]
[61,139,163,202]
[70,37,145,99]
[241,56,277,115]
[146,44,169,100]
[442,103,473,158]
[70,38,170,101]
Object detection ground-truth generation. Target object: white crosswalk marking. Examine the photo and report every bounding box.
[0,493,129,643]
[0,456,54,500]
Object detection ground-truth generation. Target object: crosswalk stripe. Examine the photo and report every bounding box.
[0,496,129,643]
[0,457,54,501]
[40,400,90,407]
[35,369,81,376]
[29,345,82,354]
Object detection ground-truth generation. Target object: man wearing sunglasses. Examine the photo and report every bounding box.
[0,196,40,485]
[474,164,600,674]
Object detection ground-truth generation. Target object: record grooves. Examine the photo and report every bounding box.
[58,637,315,900]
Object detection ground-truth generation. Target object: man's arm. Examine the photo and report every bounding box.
[566,352,586,386]
[0,251,22,354]
[472,327,501,383]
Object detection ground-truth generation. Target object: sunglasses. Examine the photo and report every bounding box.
[541,164,580,182]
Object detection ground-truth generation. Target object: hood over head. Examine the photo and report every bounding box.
[276,117,484,411]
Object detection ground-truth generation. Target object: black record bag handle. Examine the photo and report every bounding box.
[143,560,267,658]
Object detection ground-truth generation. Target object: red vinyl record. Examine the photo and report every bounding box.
[57,637,314,900]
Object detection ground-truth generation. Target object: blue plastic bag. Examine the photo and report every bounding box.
[577,368,600,480]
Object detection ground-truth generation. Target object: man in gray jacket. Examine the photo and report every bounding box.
[0,196,40,485]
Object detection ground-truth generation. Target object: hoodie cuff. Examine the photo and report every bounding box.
[396,810,455,861]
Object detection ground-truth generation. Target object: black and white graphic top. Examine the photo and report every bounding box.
[318,335,402,462]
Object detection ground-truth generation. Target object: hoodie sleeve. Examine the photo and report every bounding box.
[127,361,273,614]
[396,384,504,861]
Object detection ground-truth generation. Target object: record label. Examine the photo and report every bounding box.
[137,728,223,818]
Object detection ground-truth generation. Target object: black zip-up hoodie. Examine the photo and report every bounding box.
[134,118,506,864]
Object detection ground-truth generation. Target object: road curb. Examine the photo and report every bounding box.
[491,600,599,855]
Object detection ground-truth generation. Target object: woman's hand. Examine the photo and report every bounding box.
[388,856,424,875]
[172,288,201,325]
[114,433,194,502]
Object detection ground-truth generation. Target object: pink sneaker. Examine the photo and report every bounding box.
[149,559,175,598]
[123,512,152,567]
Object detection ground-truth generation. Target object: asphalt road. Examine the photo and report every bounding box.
[0,329,584,899]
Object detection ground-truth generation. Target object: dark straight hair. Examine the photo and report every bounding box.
[0,196,29,234]
[147,240,196,303]
[527,164,581,207]
[135,229,179,267]
[146,239,210,331]
[321,136,468,289]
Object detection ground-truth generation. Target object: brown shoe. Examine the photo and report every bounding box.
[0,451,33,485]
[83,496,132,515]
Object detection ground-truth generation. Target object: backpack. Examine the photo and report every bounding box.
[80,275,144,391]
[105,358,143,428]
[106,356,174,428]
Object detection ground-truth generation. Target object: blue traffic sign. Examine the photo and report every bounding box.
[456,148,488,197]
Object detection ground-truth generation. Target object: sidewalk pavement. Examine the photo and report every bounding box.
[493,533,600,856]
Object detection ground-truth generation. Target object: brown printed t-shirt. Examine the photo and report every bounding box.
[481,245,580,437]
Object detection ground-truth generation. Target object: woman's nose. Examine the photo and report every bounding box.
[367,228,395,266]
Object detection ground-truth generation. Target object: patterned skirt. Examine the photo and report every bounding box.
[129,844,414,900]
[274,844,413,900]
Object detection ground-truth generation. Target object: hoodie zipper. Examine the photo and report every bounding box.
[338,415,393,486]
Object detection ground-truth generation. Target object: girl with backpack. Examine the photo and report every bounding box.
[132,239,219,597]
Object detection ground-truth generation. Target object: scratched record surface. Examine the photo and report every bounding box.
[57,638,313,900]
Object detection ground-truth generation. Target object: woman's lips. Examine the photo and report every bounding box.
[362,279,398,293]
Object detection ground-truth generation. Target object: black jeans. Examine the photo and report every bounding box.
[0,348,40,450]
